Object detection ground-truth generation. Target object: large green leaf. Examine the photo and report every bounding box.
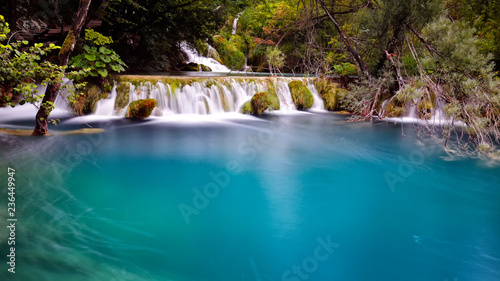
[84,54,96,61]
[101,56,111,63]
[99,46,112,54]
[97,68,108,77]
[95,61,105,67]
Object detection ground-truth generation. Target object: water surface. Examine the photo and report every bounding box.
[0,113,499,281]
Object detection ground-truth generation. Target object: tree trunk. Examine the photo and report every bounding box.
[32,0,92,136]
[316,0,371,79]
[83,0,108,30]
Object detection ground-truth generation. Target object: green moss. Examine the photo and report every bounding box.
[59,30,75,57]
[251,91,280,115]
[314,79,344,111]
[212,35,246,70]
[386,102,404,117]
[115,82,131,110]
[70,84,103,116]
[126,99,157,119]
[322,90,338,111]
[288,81,313,110]
[242,101,253,114]
[200,64,212,72]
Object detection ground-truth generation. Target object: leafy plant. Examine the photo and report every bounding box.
[266,46,285,74]
[331,63,357,76]
[69,29,126,79]
[0,14,85,112]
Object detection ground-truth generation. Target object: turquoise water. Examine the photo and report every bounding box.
[0,113,499,281]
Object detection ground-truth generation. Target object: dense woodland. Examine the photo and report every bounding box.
[0,0,499,155]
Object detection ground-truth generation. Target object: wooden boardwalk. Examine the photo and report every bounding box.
[15,20,102,42]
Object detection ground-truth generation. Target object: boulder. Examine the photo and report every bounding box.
[288,81,313,110]
[126,99,157,119]
[242,101,253,114]
[250,91,280,115]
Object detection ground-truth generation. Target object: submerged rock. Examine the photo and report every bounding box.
[250,91,280,115]
[288,81,313,110]
[126,99,157,119]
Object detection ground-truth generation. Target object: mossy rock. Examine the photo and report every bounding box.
[314,79,345,111]
[180,62,200,71]
[250,91,280,115]
[200,64,212,72]
[126,99,157,119]
[322,90,337,111]
[242,101,253,114]
[115,82,131,110]
[288,81,313,110]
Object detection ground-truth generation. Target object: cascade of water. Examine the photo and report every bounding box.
[406,99,418,119]
[94,86,118,116]
[274,79,297,112]
[232,17,238,35]
[180,42,231,72]
[306,80,325,110]
[0,80,75,122]
[430,98,450,125]
[207,44,221,62]
[95,78,321,117]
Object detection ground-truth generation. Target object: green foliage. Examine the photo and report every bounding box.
[266,46,285,73]
[288,80,313,110]
[423,16,493,75]
[447,0,500,63]
[70,84,106,116]
[69,30,126,79]
[84,29,113,46]
[212,35,246,70]
[102,0,246,71]
[0,14,85,112]
[332,63,357,76]
[0,15,9,42]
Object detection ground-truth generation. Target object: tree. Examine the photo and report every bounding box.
[0,15,71,112]
[315,0,371,78]
[32,0,92,135]
[266,46,285,75]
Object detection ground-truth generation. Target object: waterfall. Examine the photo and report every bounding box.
[430,98,446,125]
[232,16,239,35]
[90,78,324,117]
[95,86,118,116]
[274,80,297,112]
[405,99,418,119]
[306,80,325,110]
[180,42,230,72]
